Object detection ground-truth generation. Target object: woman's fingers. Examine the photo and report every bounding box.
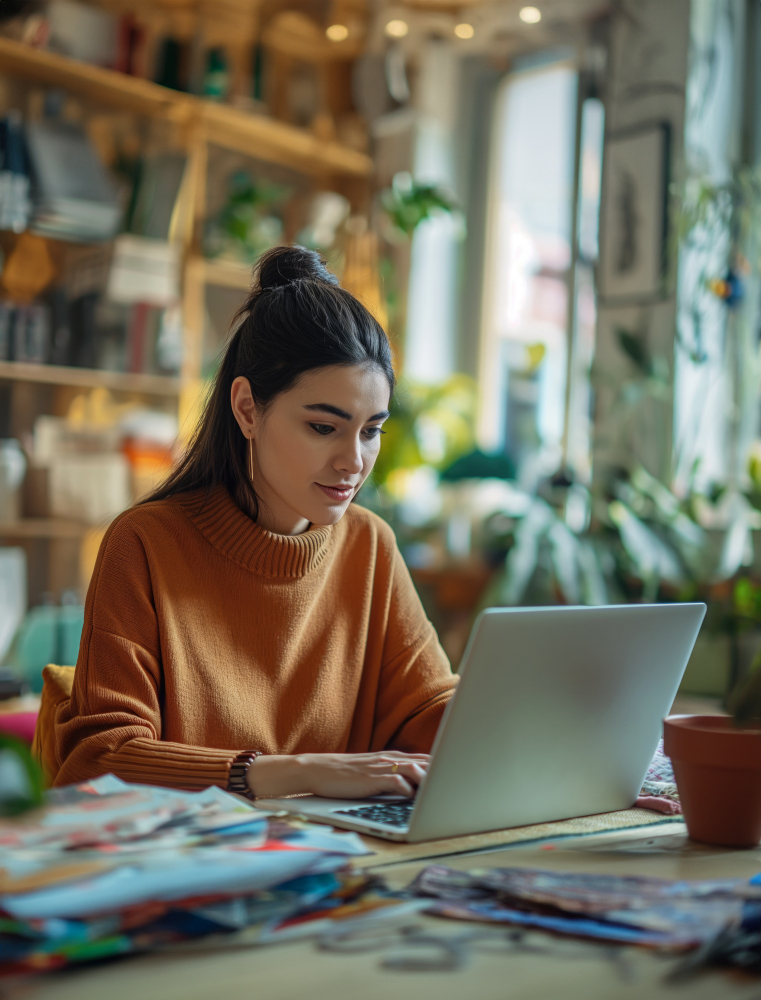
[394,761,428,786]
[366,761,428,779]
[366,760,427,787]
[384,753,431,761]
[372,757,430,771]
[379,774,415,797]
[354,752,431,762]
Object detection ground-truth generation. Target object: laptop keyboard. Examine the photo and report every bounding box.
[334,800,414,828]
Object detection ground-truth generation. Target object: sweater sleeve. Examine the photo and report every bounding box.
[372,541,458,754]
[54,514,240,790]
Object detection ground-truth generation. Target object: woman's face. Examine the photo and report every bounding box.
[231,364,391,535]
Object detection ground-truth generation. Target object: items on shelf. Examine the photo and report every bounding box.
[106,235,180,308]
[0,548,26,663]
[343,219,387,326]
[49,449,129,524]
[0,671,30,703]
[28,391,178,522]
[0,2,48,50]
[0,230,181,376]
[113,13,145,77]
[154,303,183,374]
[30,401,123,522]
[297,191,350,251]
[204,171,288,266]
[0,440,26,521]
[203,47,230,101]
[67,291,98,369]
[25,118,121,243]
[0,295,179,376]
[154,35,188,92]
[13,594,84,694]
[46,0,117,68]
[0,111,31,233]
[0,232,56,303]
[120,407,178,501]
[47,286,70,366]
[12,304,49,363]
[127,152,187,241]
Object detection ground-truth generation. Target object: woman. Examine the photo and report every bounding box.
[55,246,457,800]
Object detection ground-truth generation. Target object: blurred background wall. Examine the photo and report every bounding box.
[0,0,757,713]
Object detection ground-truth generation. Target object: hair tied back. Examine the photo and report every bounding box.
[256,244,340,292]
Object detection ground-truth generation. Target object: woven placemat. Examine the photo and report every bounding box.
[354,808,682,867]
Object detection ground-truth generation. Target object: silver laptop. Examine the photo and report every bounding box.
[255,604,705,842]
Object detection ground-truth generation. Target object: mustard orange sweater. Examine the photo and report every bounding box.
[54,487,457,789]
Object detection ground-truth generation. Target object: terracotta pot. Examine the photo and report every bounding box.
[663,715,761,848]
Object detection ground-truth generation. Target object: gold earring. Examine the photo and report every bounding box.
[248,435,254,480]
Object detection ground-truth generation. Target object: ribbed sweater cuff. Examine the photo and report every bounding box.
[100,737,240,791]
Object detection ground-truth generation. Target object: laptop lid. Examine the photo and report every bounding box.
[406,603,705,842]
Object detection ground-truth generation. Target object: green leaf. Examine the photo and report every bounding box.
[380,175,463,239]
[728,645,761,726]
[0,734,44,817]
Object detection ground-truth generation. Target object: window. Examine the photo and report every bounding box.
[478,61,602,487]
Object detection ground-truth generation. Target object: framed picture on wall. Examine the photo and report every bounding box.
[597,121,671,304]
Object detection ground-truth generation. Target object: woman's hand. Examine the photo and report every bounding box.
[247,752,430,799]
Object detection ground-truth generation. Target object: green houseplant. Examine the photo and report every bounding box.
[659,164,761,847]
[0,733,44,817]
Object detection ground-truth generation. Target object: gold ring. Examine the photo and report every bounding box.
[391,762,399,774]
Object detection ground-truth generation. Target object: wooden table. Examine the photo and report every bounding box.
[11,822,761,1000]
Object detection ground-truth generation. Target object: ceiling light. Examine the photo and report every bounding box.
[385,19,409,38]
[454,23,475,39]
[519,6,542,23]
[326,23,349,42]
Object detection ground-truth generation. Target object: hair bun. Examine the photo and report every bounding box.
[256,245,339,291]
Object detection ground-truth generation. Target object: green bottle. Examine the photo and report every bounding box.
[204,48,229,101]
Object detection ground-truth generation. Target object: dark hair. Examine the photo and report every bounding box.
[143,245,395,519]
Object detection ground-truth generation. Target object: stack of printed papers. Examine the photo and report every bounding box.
[0,775,379,974]
[410,865,761,949]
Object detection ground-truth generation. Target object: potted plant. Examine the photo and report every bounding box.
[664,664,761,847]
[0,733,43,816]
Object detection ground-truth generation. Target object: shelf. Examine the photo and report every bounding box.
[0,361,181,396]
[197,102,372,177]
[0,519,88,539]
[196,259,253,291]
[0,36,193,123]
[0,38,374,179]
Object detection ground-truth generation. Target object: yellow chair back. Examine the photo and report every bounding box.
[31,664,75,786]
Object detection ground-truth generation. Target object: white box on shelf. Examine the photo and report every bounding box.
[49,453,130,524]
[0,548,26,662]
[107,235,180,307]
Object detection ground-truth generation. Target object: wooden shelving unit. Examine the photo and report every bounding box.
[0,519,88,539]
[0,35,374,396]
[197,101,371,177]
[0,26,374,603]
[0,36,190,121]
[197,258,253,292]
[0,360,181,396]
[0,37,373,179]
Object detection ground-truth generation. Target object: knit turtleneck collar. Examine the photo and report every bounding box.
[176,487,334,578]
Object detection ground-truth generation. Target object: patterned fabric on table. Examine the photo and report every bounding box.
[635,739,681,814]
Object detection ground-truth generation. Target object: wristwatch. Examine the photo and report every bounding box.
[227,750,262,800]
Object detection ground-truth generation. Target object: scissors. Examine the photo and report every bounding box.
[318,918,636,977]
